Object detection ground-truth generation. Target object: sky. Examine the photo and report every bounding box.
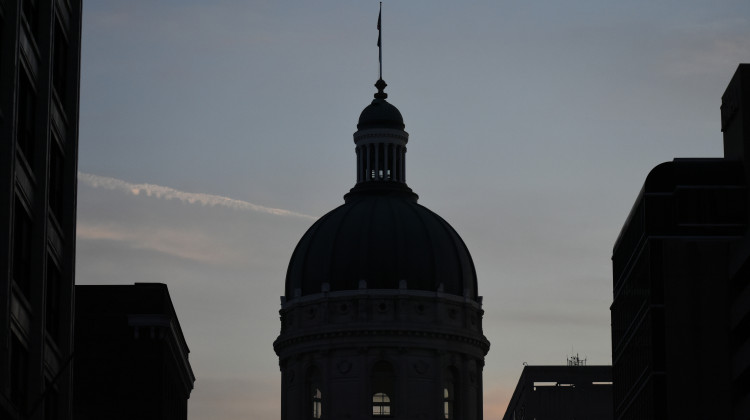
[75,1,750,418]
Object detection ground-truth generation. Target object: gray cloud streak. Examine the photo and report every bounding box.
[78,172,316,220]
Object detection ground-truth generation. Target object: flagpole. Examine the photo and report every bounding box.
[378,2,382,80]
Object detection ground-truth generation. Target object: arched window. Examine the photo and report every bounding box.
[306,367,322,419]
[312,388,322,419]
[372,392,391,416]
[443,387,452,419]
[444,368,458,419]
[371,361,395,417]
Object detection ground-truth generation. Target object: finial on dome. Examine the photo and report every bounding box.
[374,78,388,99]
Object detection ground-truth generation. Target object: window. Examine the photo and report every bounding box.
[312,388,322,419]
[53,22,68,105]
[444,368,458,419]
[443,388,452,419]
[22,0,39,41]
[48,141,65,220]
[0,19,4,103]
[18,72,36,164]
[372,392,391,416]
[371,361,395,417]
[11,334,29,412]
[45,258,62,341]
[306,366,322,419]
[13,201,33,297]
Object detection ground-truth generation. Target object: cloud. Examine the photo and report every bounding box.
[78,172,315,220]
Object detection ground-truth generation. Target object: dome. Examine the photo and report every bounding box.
[285,191,478,300]
[357,98,405,130]
[285,77,477,301]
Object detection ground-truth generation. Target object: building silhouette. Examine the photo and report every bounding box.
[502,360,612,420]
[0,1,82,419]
[273,77,490,419]
[611,63,750,419]
[73,283,195,420]
[0,3,196,420]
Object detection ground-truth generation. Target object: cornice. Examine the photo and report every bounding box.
[281,288,483,310]
[273,327,490,356]
[353,129,409,146]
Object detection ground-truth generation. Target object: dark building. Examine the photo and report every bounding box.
[73,283,195,420]
[611,63,750,419]
[502,363,613,420]
[274,77,490,420]
[0,1,82,419]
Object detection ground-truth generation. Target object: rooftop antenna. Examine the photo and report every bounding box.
[567,353,587,366]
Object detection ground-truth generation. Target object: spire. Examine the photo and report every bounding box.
[345,2,414,201]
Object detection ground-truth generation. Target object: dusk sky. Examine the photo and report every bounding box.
[75,1,750,418]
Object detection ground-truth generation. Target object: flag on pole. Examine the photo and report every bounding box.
[377,7,381,47]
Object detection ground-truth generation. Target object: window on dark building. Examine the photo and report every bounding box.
[372,392,391,416]
[371,361,395,417]
[444,368,458,419]
[46,257,62,341]
[0,18,4,115]
[11,333,29,412]
[18,72,37,166]
[53,22,68,106]
[49,140,64,221]
[22,0,39,42]
[306,366,322,419]
[312,388,322,419]
[13,200,33,297]
[443,388,452,419]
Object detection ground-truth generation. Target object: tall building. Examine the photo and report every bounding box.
[273,77,490,419]
[721,63,750,420]
[502,362,613,420]
[611,63,750,419]
[0,1,82,419]
[73,283,195,420]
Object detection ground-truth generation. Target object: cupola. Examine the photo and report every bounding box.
[351,79,411,189]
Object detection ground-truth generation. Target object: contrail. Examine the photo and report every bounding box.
[78,172,316,220]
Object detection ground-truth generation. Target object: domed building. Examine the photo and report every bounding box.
[274,78,490,420]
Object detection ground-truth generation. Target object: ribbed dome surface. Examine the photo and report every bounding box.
[285,191,477,299]
[357,98,405,130]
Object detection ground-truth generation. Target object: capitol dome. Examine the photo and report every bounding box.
[285,78,477,301]
[285,192,477,299]
[275,74,489,420]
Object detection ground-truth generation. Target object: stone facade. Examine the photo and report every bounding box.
[276,77,489,419]
[274,289,488,419]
